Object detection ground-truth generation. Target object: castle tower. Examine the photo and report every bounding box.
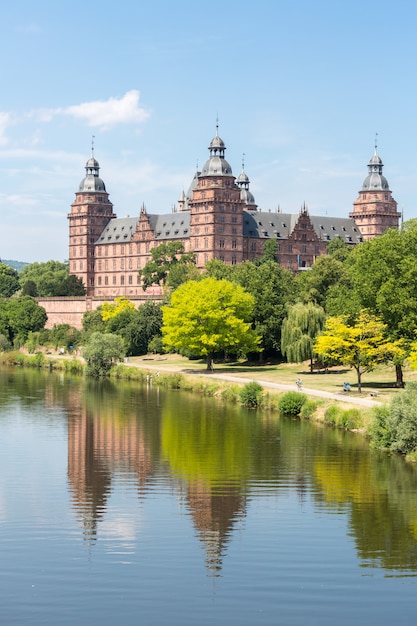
[236,157,257,211]
[68,151,116,295]
[350,147,400,240]
[188,125,245,267]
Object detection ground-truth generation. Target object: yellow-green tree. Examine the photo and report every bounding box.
[315,310,405,392]
[100,297,135,323]
[162,277,260,370]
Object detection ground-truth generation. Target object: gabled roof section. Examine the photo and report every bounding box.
[150,212,191,240]
[96,216,139,244]
[243,211,298,238]
[308,215,363,243]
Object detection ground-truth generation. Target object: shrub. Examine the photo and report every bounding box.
[278,391,307,416]
[0,333,11,352]
[239,381,264,408]
[340,408,363,429]
[299,399,319,420]
[324,404,341,426]
[220,385,241,403]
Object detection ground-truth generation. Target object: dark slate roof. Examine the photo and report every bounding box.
[308,215,363,243]
[243,210,363,243]
[150,212,190,240]
[243,211,298,238]
[96,216,139,244]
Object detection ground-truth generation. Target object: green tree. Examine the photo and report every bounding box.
[296,254,349,308]
[162,277,260,370]
[315,310,405,392]
[281,302,326,371]
[19,260,85,296]
[0,262,20,297]
[81,309,106,337]
[117,301,163,356]
[233,260,295,356]
[139,242,196,290]
[204,258,235,281]
[343,221,417,386]
[3,296,47,343]
[83,332,125,377]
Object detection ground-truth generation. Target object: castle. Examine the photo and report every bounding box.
[68,127,400,298]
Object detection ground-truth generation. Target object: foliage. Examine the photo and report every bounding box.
[162,277,260,370]
[139,241,196,290]
[0,333,11,352]
[281,302,326,371]
[370,384,417,455]
[204,258,235,281]
[326,237,353,263]
[315,310,406,392]
[82,309,106,336]
[233,260,296,356]
[299,399,319,419]
[278,391,307,416]
[0,262,20,297]
[114,301,163,356]
[260,238,279,263]
[148,335,164,354]
[239,381,264,407]
[296,254,349,308]
[101,297,135,323]
[19,260,85,296]
[0,296,47,342]
[83,332,125,377]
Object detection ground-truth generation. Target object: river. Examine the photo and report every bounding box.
[1,366,417,625]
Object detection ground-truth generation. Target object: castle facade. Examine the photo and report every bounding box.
[68,128,400,297]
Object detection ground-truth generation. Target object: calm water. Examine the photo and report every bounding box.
[1,367,417,625]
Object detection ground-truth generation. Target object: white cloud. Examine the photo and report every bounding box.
[61,90,150,128]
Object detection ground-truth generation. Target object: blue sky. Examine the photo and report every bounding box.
[1,0,416,262]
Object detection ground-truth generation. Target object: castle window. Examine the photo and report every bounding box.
[113,260,116,269]
[315,245,320,254]
[220,205,225,212]
[231,256,237,265]
[302,245,307,253]
[128,275,133,285]
[105,276,108,285]
[232,206,237,213]
[302,233,307,240]
[219,216,225,222]
[232,216,237,223]
[98,277,102,286]
[332,226,336,231]
[121,259,125,269]
[219,255,225,262]
[232,240,237,249]
[251,242,256,251]
[128,258,132,269]
[113,276,116,285]
[342,227,346,231]
[288,244,292,252]
[232,227,237,234]
[121,276,125,285]
[98,260,102,271]
[219,240,225,248]
[301,222,307,228]
[105,260,108,270]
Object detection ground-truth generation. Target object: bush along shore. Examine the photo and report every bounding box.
[2,350,417,463]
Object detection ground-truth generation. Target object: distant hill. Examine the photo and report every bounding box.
[1,259,29,272]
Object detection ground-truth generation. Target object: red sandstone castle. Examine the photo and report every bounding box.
[68,128,400,297]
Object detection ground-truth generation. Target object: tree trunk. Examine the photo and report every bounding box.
[206,353,214,371]
[309,356,313,373]
[356,366,362,393]
[395,363,404,388]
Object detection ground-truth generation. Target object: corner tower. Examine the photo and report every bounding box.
[68,152,116,295]
[188,125,245,267]
[350,147,400,240]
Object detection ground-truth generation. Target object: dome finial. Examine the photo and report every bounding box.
[91,134,95,157]
[216,114,219,136]
[242,152,245,170]
[374,131,378,154]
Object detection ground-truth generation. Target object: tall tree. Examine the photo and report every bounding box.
[162,277,260,370]
[3,296,47,343]
[314,310,405,392]
[0,262,20,297]
[233,260,295,357]
[281,302,326,372]
[139,242,196,290]
[20,261,85,296]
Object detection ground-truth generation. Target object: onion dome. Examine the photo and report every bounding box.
[200,124,233,176]
[236,159,256,205]
[78,154,107,192]
[361,149,390,191]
